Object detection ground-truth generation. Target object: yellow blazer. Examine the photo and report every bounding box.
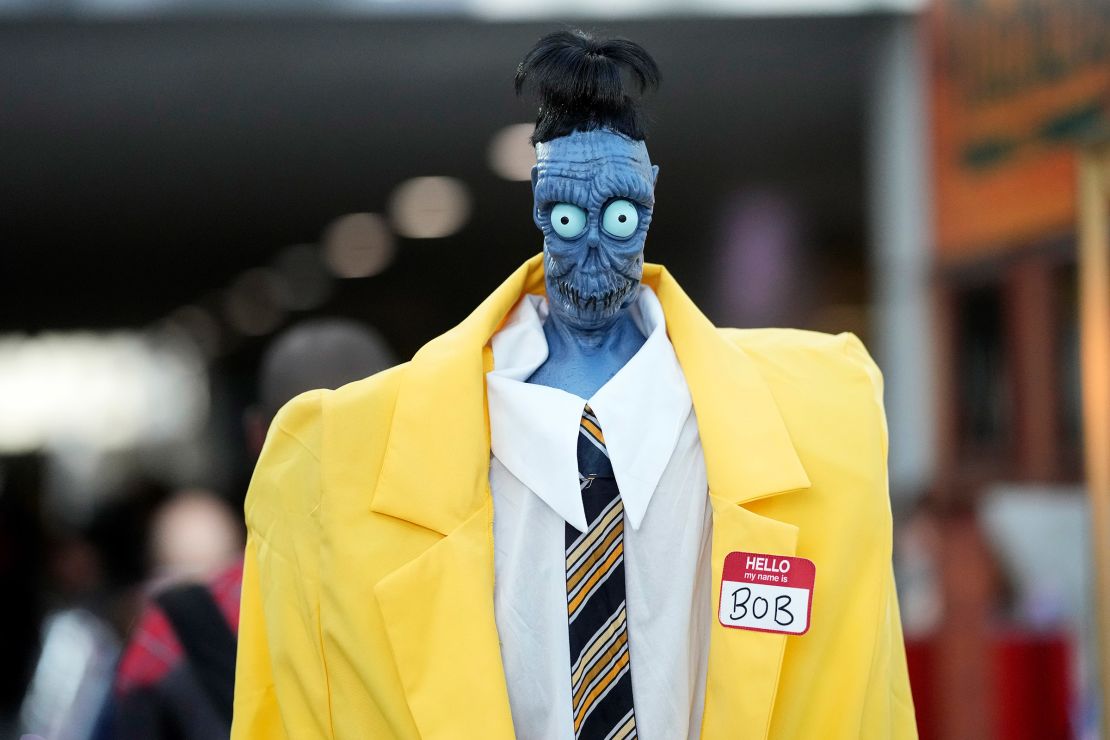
[232,255,918,739]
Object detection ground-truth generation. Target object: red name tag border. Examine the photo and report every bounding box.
[717,551,816,636]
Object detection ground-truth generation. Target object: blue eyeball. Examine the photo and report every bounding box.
[550,203,587,239]
[602,200,639,239]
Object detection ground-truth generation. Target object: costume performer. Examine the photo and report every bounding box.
[232,30,918,740]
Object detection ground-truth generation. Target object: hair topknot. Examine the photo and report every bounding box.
[514,29,661,145]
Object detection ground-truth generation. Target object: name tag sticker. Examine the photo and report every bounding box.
[718,551,815,635]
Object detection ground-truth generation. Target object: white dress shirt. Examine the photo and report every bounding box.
[486,285,712,740]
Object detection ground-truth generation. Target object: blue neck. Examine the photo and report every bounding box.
[525,303,647,399]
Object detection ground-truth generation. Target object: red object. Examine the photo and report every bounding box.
[993,630,1072,740]
[905,638,938,740]
[905,630,1072,740]
[115,560,244,694]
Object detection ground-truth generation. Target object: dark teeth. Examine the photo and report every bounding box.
[556,277,633,311]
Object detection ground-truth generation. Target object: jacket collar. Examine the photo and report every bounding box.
[369,253,810,535]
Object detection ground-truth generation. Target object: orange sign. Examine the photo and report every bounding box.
[930,0,1110,261]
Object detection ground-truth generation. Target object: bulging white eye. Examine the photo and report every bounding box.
[602,199,639,239]
[550,203,587,238]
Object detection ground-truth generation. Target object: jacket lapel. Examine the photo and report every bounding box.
[369,256,810,739]
[373,500,516,739]
[648,265,811,739]
[370,256,545,536]
[701,497,800,739]
[647,264,810,506]
[368,256,545,737]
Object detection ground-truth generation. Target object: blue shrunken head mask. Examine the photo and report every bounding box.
[531,130,659,330]
[516,30,661,333]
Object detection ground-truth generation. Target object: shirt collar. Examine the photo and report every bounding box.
[486,285,693,533]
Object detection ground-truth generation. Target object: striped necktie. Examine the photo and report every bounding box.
[565,405,638,740]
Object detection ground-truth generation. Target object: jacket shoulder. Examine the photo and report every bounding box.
[247,363,408,522]
[723,326,879,368]
[260,361,408,453]
[326,361,408,428]
[719,327,883,403]
[719,327,889,491]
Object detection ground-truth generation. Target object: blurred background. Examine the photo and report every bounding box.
[2,0,1109,738]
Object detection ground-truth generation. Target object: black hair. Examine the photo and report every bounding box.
[515,29,661,145]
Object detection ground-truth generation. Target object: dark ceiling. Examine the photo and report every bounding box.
[1,14,881,359]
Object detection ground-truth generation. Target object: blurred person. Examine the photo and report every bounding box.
[234,30,915,740]
[16,479,171,740]
[20,609,120,740]
[147,488,243,588]
[110,318,394,740]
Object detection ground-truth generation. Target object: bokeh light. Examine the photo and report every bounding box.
[273,243,334,310]
[322,212,396,278]
[388,176,472,239]
[222,268,286,337]
[488,123,537,181]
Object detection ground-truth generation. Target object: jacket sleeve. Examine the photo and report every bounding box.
[232,390,333,740]
[840,332,919,738]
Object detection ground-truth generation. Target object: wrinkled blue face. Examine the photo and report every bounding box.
[532,128,659,331]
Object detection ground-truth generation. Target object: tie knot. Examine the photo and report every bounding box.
[578,405,614,479]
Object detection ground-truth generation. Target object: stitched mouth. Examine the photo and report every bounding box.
[555,278,636,312]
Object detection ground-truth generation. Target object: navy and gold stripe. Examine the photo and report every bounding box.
[566,405,637,739]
